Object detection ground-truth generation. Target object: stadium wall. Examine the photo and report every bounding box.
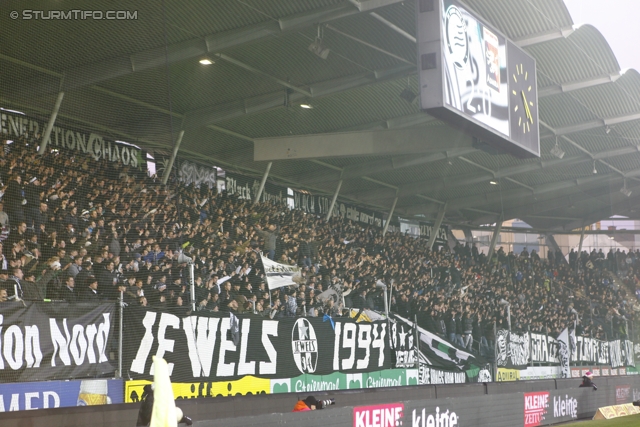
[2,376,640,427]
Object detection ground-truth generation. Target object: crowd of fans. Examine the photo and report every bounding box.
[0,134,638,358]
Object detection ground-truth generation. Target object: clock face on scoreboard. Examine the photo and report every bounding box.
[507,40,539,153]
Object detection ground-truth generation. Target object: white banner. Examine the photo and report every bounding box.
[260,255,302,290]
[557,328,571,379]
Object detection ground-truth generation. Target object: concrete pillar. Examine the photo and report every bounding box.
[162,130,185,185]
[253,162,272,205]
[38,92,65,155]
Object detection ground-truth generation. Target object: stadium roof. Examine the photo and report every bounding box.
[2,0,640,231]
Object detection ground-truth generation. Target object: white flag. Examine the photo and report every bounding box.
[557,327,571,379]
[260,254,302,290]
[150,356,178,427]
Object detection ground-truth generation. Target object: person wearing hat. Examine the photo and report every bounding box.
[579,371,597,390]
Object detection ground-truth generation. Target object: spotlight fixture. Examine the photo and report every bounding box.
[199,58,214,65]
[592,160,597,174]
[399,77,417,103]
[550,138,564,159]
[299,104,313,109]
[308,26,330,59]
[489,180,498,185]
[399,88,417,103]
[620,180,632,197]
[605,126,611,134]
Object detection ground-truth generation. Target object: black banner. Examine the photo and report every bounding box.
[0,301,115,383]
[497,329,635,369]
[224,172,286,204]
[495,330,530,369]
[123,308,390,382]
[177,159,217,189]
[0,110,146,168]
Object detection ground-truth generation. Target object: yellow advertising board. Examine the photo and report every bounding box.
[496,368,520,382]
[124,376,271,403]
[593,404,640,420]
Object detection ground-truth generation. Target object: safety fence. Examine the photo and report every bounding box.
[0,301,637,413]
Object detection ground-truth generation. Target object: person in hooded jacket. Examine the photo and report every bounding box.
[292,396,335,412]
[136,384,193,426]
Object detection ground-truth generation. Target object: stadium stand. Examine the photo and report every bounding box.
[0,132,636,359]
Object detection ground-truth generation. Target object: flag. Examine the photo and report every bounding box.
[150,356,178,427]
[393,314,479,371]
[260,254,302,290]
[557,327,571,379]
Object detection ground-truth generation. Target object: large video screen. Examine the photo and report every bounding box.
[441,0,509,136]
[416,0,539,158]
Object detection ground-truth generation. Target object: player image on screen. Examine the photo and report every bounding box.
[442,0,509,137]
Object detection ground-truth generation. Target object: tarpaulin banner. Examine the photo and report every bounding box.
[495,330,530,370]
[123,308,391,382]
[0,301,115,382]
[124,369,417,402]
[260,254,302,290]
[0,378,123,411]
[496,328,634,374]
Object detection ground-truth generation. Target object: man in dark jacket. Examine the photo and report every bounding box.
[24,176,41,230]
[136,384,192,426]
[4,174,24,225]
[254,223,279,260]
[80,276,101,301]
[57,275,77,302]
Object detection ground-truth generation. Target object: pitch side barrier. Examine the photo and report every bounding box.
[2,376,640,427]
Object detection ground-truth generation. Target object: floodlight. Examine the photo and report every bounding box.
[550,142,564,159]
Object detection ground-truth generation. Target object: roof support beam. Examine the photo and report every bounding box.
[539,73,620,97]
[428,202,447,250]
[25,0,405,94]
[38,91,65,155]
[546,112,640,137]
[254,125,474,161]
[514,26,575,47]
[184,63,414,129]
[215,54,311,97]
[162,130,185,185]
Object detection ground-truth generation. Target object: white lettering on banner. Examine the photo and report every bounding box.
[412,407,458,427]
[0,112,140,166]
[419,224,448,242]
[354,403,404,427]
[0,391,61,412]
[295,378,340,392]
[419,366,466,385]
[225,177,252,201]
[48,314,109,368]
[129,313,278,378]
[178,161,216,188]
[366,375,403,388]
[524,391,549,426]
[553,395,577,419]
[333,323,386,372]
